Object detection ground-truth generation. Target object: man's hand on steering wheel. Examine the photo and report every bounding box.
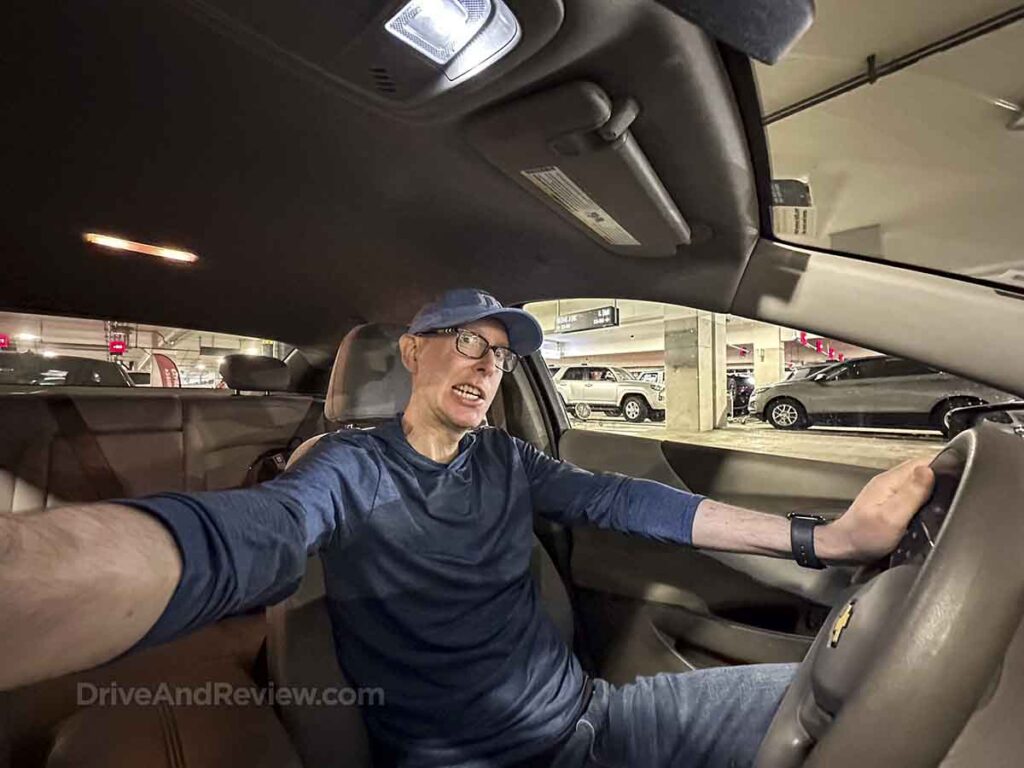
[816,458,936,564]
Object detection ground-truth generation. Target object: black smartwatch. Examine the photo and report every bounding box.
[787,512,828,570]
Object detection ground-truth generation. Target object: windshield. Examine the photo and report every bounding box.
[755,2,1024,290]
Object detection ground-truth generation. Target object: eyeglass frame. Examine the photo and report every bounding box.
[414,326,520,373]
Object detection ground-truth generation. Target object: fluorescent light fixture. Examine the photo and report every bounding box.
[16,332,39,341]
[42,350,56,358]
[196,363,206,370]
[245,347,259,356]
[385,0,492,65]
[84,233,198,264]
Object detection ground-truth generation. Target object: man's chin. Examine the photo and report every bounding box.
[443,404,486,430]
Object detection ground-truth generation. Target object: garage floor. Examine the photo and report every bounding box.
[571,417,942,470]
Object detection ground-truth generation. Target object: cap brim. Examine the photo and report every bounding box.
[452,306,544,356]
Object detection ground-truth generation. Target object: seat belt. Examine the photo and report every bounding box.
[243,399,325,487]
[287,398,325,451]
[46,396,125,501]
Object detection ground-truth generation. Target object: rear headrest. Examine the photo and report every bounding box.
[219,354,290,392]
[325,324,411,423]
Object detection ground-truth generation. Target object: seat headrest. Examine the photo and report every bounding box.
[219,354,290,392]
[325,324,411,423]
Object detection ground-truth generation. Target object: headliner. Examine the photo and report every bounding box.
[2,0,763,347]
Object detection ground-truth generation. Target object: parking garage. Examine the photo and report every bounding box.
[526,298,947,468]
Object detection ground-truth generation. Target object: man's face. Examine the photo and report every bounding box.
[401,318,509,432]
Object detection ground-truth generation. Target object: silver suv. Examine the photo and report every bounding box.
[553,365,666,422]
[748,355,1014,436]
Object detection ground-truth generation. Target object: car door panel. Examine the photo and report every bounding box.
[586,368,617,405]
[558,428,877,682]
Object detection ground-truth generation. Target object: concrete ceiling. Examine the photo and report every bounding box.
[755,0,1024,284]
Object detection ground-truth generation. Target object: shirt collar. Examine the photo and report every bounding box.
[375,414,479,471]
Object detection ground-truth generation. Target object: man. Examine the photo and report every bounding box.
[1,289,934,767]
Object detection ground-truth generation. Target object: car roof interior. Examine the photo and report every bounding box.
[4,0,1024,396]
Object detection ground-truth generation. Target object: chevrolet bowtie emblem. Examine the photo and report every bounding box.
[830,601,856,648]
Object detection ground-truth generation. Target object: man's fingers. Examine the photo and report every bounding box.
[909,464,936,500]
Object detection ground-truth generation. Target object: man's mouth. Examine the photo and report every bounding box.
[452,384,485,403]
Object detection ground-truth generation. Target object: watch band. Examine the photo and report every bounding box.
[787,513,827,569]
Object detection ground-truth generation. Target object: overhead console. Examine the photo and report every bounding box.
[171,0,564,119]
[468,81,691,258]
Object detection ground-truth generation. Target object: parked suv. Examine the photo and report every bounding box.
[552,365,666,422]
[748,355,1014,435]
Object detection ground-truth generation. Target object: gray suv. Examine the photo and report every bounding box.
[747,355,1014,436]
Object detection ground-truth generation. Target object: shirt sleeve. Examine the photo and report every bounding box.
[122,435,366,648]
[514,437,704,546]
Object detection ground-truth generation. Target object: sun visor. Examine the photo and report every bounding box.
[467,82,690,258]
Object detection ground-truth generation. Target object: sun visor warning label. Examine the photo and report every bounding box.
[521,166,640,246]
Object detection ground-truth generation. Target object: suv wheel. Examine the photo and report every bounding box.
[574,402,592,420]
[766,397,808,430]
[622,395,649,423]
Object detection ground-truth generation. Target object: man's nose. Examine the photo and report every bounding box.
[474,349,499,374]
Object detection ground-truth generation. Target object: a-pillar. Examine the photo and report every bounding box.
[664,311,728,432]
[752,324,787,390]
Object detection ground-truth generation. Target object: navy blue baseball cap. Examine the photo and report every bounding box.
[409,289,544,356]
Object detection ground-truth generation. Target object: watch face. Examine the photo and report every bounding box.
[788,513,825,523]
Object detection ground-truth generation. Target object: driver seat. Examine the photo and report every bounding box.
[265,323,575,768]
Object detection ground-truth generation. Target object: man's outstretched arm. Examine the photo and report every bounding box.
[690,459,935,562]
[516,436,935,564]
[0,435,362,691]
[0,503,182,690]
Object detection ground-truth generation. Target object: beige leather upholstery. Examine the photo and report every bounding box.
[46,666,302,768]
[324,323,411,423]
[0,389,325,513]
[0,388,325,767]
[267,324,574,768]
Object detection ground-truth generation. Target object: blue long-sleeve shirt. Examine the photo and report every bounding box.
[125,419,704,767]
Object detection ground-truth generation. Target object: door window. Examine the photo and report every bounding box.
[525,298,1003,469]
[562,367,586,381]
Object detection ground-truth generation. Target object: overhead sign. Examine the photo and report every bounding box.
[555,306,620,334]
[108,339,127,356]
[771,179,817,237]
[0,334,8,350]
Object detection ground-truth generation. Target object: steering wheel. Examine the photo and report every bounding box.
[755,418,1024,767]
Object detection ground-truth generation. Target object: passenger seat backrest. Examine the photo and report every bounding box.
[266,324,574,768]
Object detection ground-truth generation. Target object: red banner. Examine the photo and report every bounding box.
[152,353,181,388]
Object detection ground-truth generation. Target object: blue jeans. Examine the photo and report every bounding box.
[550,664,797,768]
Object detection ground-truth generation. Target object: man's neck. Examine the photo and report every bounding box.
[400,407,467,464]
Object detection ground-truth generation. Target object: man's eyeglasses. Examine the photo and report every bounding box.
[416,327,520,373]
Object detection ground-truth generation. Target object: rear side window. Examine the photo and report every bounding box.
[0,309,289,389]
[882,359,934,377]
[562,368,586,381]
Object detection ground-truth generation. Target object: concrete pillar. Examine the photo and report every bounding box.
[752,325,786,390]
[711,313,728,428]
[664,311,727,432]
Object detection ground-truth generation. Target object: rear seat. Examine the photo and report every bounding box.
[0,355,326,767]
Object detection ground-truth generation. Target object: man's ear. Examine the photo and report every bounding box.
[398,334,419,374]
